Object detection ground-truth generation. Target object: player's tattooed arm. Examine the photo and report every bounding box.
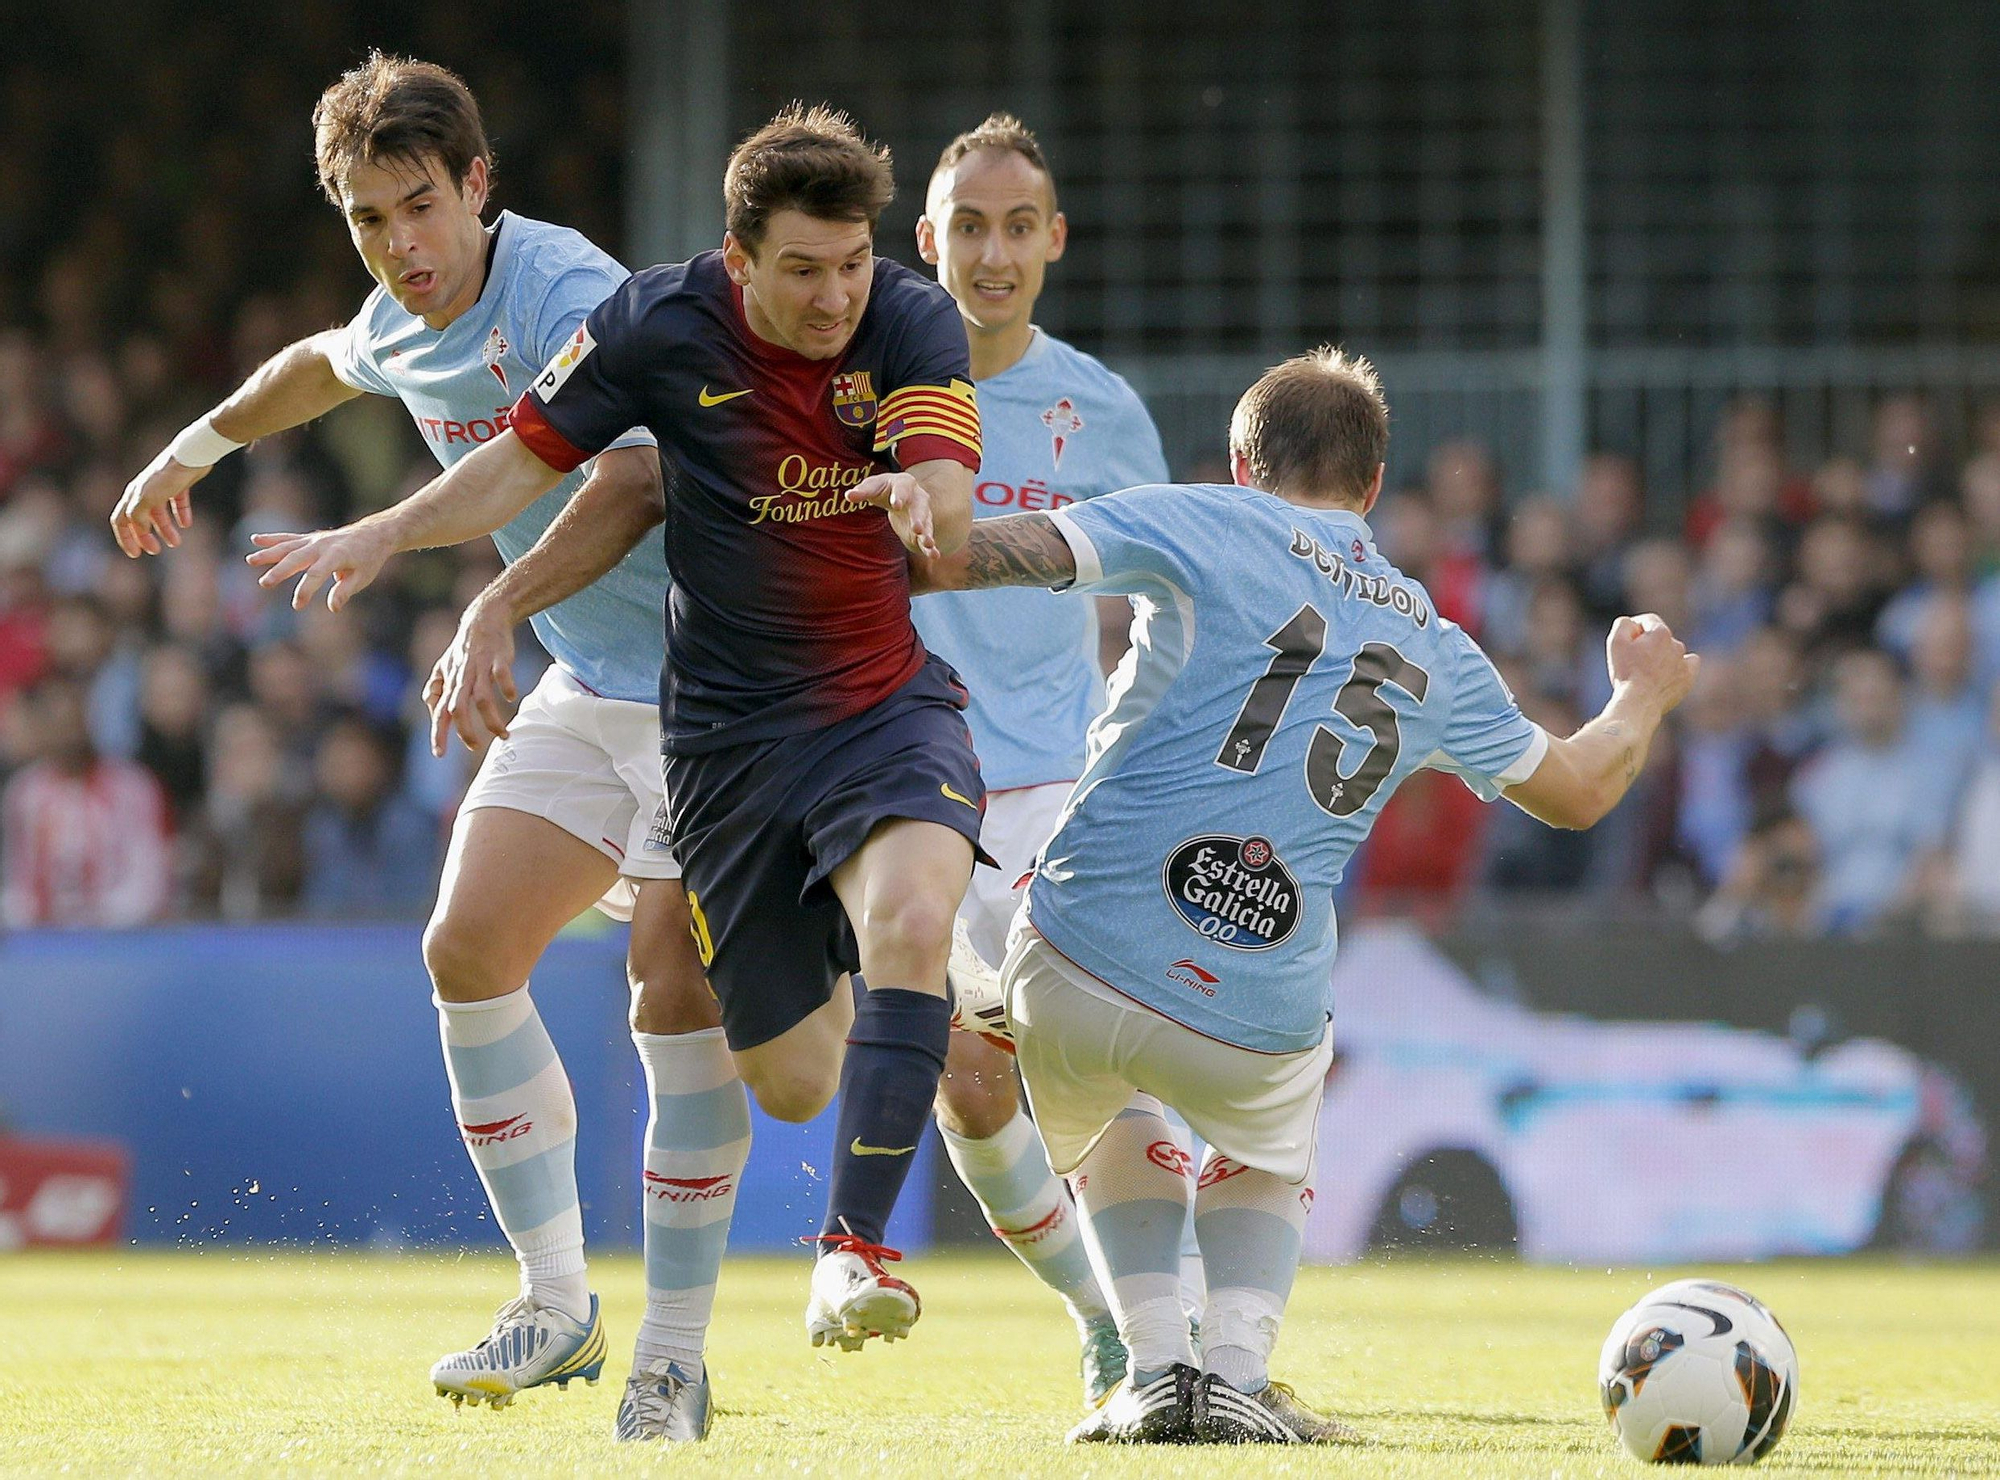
[908,512,1078,593]
[1504,614,1698,830]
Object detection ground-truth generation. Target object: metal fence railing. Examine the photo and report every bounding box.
[1116,346,2000,512]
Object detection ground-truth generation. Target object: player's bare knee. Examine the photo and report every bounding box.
[935,1063,1019,1140]
[935,1032,1021,1138]
[858,891,958,984]
[743,1064,836,1123]
[422,911,513,1002]
[628,965,722,1036]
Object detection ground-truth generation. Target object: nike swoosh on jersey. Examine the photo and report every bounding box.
[939,782,978,809]
[849,1139,917,1157]
[698,385,753,407]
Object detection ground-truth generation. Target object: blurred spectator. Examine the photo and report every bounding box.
[1865,393,1947,521]
[0,331,68,498]
[1573,452,1642,621]
[1689,517,1775,655]
[1479,680,1596,893]
[1481,496,1573,657]
[1933,685,2000,932]
[1686,397,1813,547]
[1907,593,1986,771]
[1674,655,1752,886]
[1427,439,1501,559]
[1353,768,1490,922]
[187,703,306,920]
[1963,453,2000,580]
[2,675,171,927]
[42,592,140,757]
[248,639,326,770]
[1810,455,1871,522]
[1790,648,1963,932]
[1776,517,1886,663]
[1733,625,1820,814]
[1877,501,1974,658]
[1624,538,1695,639]
[300,712,442,919]
[1424,440,1498,631]
[1696,809,1827,941]
[402,607,480,824]
[0,550,51,706]
[1519,578,1597,708]
[134,643,210,822]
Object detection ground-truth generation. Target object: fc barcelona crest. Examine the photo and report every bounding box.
[831,370,878,428]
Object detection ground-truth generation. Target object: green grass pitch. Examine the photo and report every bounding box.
[4,1251,1997,1476]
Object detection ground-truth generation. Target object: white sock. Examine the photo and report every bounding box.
[1193,1148,1313,1393]
[1068,1093,1196,1379]
[941,1110,1111,1326]
[1163,1105,1209,1325]
[632,1026,751,1371]
[436,987,589,1321]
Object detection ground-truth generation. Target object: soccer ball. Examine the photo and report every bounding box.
[1598,1279,1798,1465]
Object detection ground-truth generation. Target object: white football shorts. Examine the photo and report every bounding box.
[458,665,678,922]
[1003,927,1332,1185]
[960,780,1072,966]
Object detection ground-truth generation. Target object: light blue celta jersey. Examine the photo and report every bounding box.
[327,210,665,702]
[913,329,1167,790]
[1025,484,1547,1053]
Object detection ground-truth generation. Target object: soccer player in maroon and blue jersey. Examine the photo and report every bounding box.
[292,105,987,1352]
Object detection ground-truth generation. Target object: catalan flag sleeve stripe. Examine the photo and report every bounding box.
[875,379,982,470]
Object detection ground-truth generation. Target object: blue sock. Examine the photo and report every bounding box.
[820,986,949,1247]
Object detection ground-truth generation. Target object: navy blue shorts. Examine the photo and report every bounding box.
[664,657,990,1050]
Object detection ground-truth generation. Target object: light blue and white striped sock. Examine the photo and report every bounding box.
[1069,1093,1196,1381]
[940,1110,1111,1326]
[1193,1147,1313,1393]
[1162,1106,1209,1325]
[436,987,589,1321]
[632,1027,751,1371]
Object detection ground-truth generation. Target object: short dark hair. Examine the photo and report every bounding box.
[1229,347,1389,504]
[930,112,1056,207]
[312,51,492,206]
[724,103,894,251]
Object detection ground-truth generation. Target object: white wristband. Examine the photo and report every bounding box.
[166,415,245,468]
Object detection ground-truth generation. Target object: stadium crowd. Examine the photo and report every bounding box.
[2,19,1996,937]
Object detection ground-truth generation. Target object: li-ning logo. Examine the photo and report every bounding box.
[460,1114,533,1147]
[992,1203,1069,1247]
[1145,1140,1194,1177]
[1166,958,1220,997]
[1041,396,1084,469]
[644,1171,735,1203]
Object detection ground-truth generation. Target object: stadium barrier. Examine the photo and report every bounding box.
[3,924,1990,1257]
[1127,345,2000,510]
[0,925,933,1254]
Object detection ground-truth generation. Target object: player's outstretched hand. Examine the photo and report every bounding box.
[845,471,940,559]
[246,525,394,613]
[112,450,207,558]
[426,600,518,757]
[1606,613,1700,715]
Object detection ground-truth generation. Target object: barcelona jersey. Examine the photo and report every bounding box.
[508,251,982,751]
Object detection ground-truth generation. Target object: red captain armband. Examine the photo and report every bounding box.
[506,392,592,474]
[874,380,982,471]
